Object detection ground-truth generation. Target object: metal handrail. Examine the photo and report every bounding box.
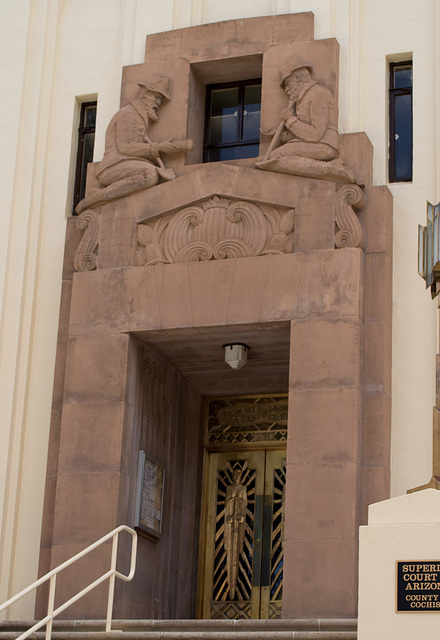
[0,525,137,640]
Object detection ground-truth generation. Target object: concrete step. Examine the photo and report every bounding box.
[0,619,357,640]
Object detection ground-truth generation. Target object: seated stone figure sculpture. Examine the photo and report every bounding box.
[76,75,194,213]
[256,58,355,183]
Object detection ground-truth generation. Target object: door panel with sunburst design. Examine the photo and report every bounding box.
[260,449,286,619]
[201,449,286,619]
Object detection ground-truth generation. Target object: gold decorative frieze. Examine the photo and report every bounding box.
[205,394,288,450]
[135,196,294,266]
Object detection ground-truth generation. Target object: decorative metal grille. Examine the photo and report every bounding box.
[270,462,285,606]
[211,602,252,619]
[269,602,282,619]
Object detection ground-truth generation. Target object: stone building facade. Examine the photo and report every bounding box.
[1,0,438,625]
[37,14,391,620]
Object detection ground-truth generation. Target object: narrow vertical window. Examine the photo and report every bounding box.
[203,80,261,162]
[389,61,412,182]
[73,101,97,213]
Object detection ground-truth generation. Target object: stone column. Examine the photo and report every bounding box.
[283,288,363,618]
[48,330,138,618]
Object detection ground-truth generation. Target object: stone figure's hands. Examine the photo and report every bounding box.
[280,107,294,122]
[260,127,277,137]
[158,139,183,154]
[158,139,195,154]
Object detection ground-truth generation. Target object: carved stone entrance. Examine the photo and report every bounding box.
[200,395,287,619]
[39,13,393,621]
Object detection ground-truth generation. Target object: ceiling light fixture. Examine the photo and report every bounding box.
[223,343,250,370]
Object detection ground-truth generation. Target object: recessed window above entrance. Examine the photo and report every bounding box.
[203,80,261,162]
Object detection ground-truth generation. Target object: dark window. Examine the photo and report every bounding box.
[204,80,261,162]
[389,61,412,182]
[73,101,97,213]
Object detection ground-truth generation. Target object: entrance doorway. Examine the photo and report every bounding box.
[199,395,287,619]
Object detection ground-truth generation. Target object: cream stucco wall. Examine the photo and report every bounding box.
[358,490,440,640]
[0,0,438,619]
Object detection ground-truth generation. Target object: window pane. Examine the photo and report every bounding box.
[79,131,95,201]
[232,143,259,159]
[393,65,412,89]
[243,84,261,141]
[207,143,259,162]
[209,88,239,144]
[393,93,412,180]
[83,105,97,128]
[74,101,97,212]
[204,81,261,163]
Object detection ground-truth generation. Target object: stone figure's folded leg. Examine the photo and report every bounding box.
[76,162,159,213]
[98,170,159,201]
[270,140,338,161]
[97,159,158,187]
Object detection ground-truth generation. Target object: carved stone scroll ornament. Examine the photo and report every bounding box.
[135,196,295,266]
[335,184,366,249]
[256,57,356,184]
[73,209,100,271]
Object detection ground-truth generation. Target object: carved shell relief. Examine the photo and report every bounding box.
[135,196,295,266]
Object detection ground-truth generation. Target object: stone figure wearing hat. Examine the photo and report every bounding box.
[257,58,355,182]
[76,75,194,213]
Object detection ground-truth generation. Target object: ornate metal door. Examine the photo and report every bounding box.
[199,393,288,619]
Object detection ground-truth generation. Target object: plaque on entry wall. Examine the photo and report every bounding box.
[135,451,165,538]
[396,561,440,611]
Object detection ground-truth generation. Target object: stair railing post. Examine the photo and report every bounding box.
[105,531,118,632]
[45,574,56,640]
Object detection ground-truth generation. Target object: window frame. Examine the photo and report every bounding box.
[389,60,412,183]
[203,78,261,163]
[73,101,97,213]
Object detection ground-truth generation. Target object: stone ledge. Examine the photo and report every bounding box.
[0,619,358,639]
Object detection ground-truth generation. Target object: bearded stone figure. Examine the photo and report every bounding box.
[76,75,194,213]
[256,58,355,183]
